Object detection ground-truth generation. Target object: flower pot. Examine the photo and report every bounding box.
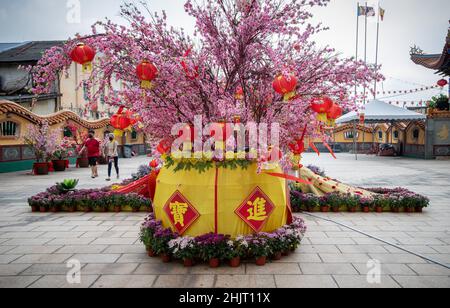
[161,254,171,263]
[52,160,67,172]
[375,206,383,213]
[404,208,413,213]
[146,207,153,213]
[415,207,423,213]
[331,207,340,213]
[272,252,282,261]
[31,206,38,213]
[114,206,121,213]
[183,259,194,267]
[67,207,76,213]
[320,206,329,213]
[84,207,92,213]
[209,258,220,268]
[33,163,49,175]
[306,207,315,213]
[362,206,370,213]
[39,206,47,213]
[50,207,59,213]
[348,207,357,213]
[147,248,156,257]
[255,256,267,266]
[77,157,89,168]
[229,257,241,268]
[132,208,139,213]
[282,251,290,257]
[391,208,400,213]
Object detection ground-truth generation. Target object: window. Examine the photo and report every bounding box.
[344,131,359,140]
[131,130,138,140]
[63,127,73,138]
[0,121,19,138]
[393,130,399,139]
[83,81,89,101]
[413,128,420,140]
[378,131,383,140]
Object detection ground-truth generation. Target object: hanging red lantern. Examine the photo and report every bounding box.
[359,113,366,125]
[437,79,448,87]
[157,139,171,155]
[311,96,334,122]
[273,74,298,101]
[70,43,96,73]
[136,60,158,89]
[235,86,244,100]
[326,103,343,127]
[110,107,132,131]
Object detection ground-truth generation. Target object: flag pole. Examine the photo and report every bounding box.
[363,2,368,106]
[374,4,381,99]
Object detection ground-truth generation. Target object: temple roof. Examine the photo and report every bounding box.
[0,100,110,130]
[0,41,64,63]
[410,28,450,76]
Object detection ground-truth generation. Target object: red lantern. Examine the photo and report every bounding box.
[235,86,244,100]
[157,139,171,155]
[110,107,132,131]
[326,103,343,127]
[70,43,96,73]
[437,79,448,87]
[311,97,334,122]
[359,113,365,125]
[273,74,298,101]
[136,60,158,89]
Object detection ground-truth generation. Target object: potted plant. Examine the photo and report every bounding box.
[196,233,229,268]
[23,122,60,175]
[56,179,79,194]
[415,195,429,213]
[326,192,341,213]
[267,233,286,261]
[389,196,401,213]
[319,196,329,213]
[248,235,271,266]
[431,94,449,111]
[360,196,374,213]
[52,137,76,172]
[303,194,319,212]
[169,237,198,267]
[153,228,177,263]
[346,194,359,213]
[374,195,388,213]
[225,237,247,267]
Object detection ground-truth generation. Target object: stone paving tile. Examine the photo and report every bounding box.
[31,226,76,232]
[45,238,96,246]
[393,276,450,288]
[0,276,41,288]
[246,263,301,275]
[55,245,108,254]
[422,253,450,265]
[188,264,245,275]
[274,275,338,288]
[308,238,356,245]
[352,263,417,276]
[91,275,157,288]
[12,254,73,264]
[215,275,276,288]
[299,263,359,275]
[0,246,15,254]
[116,253,160,264]
[333,275,401,288]
[407,264,450,276]
[40,232,86,239]
[383,245,440,254]
[82,263,139,275]
[368,253,428,264]
[80,231,125,239]
[134,263,190,275]
[71,254,120,264]
[0,232,45,239]
[71,226,113,232]
[337,245,389,254]
[273,253,322,263]
[0,255,22,264]
[298,245,340,254]
[2,238,53,246]
[319,253,371,264]
[90,238,137,245]
[102,245,144,254]
[0,264,32,276]
[21,264,80,275]
[28,275,99,288]
[154,275,215,288]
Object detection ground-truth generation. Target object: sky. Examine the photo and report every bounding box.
[0,0,449,105]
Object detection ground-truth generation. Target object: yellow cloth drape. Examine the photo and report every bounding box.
[153,163,289,238]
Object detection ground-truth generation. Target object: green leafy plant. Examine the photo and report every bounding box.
[430,94,449,111]
[56,179,79,193]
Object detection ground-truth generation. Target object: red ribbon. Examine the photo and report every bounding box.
[322,141,337,159]
[181,48,199,80]
[264,172,312,185]
[309,142,320,156]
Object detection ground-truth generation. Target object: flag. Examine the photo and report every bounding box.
[379,7,385,21]
[366,6,376,17]
[357,6,366,16]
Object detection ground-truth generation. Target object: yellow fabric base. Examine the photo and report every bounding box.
[153,163,289,238]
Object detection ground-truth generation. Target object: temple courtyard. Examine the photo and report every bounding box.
[0,153,449,288]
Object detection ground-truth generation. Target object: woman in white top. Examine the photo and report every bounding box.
[104,134,120,181]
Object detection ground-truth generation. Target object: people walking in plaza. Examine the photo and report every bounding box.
[80,131,101,179]
[104,133,120,181]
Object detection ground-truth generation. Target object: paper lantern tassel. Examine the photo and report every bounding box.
[82,62,93,73]
[141,80,154,89]
[283,91,296,102]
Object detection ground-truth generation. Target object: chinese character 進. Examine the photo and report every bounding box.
[170,202,189,227]
[247,197,268,221]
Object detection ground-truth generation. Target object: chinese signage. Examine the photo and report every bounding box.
[163,191,200,234]
[235,187,275,232]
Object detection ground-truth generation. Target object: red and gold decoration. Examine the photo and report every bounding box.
[273,74,298,101]
[235,86,244,100]
[235,187,275,232]
[163,191,200,235]
[70,43,96,73]
[136,60,158,89]
[437,79,448,88]
[110,106,133,137]
[359,113,366,125]
[311,96,334,123]
[326,103,343,127]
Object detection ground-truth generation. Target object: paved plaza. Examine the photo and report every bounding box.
[0,154,449,288]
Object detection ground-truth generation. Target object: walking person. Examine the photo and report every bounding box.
[80,131,101,179]
[104,133,120,181]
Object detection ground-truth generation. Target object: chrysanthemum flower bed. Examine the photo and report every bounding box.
[290,187,429,213]
[139,214,307,267]
[28,185,152,213]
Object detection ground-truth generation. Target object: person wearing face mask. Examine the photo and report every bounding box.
[103,134,120,181]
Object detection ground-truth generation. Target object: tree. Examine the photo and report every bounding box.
[28,0,381,155]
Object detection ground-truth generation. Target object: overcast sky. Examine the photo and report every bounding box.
[0,0,449,104]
